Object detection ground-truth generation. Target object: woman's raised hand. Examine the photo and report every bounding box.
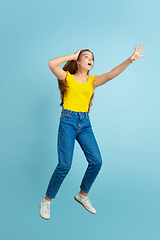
[130,43,147,63]
[74,49,82,61]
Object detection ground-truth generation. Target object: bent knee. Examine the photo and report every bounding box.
[97,158,102,169]
[57,162,71,174]
[93,156,102,170]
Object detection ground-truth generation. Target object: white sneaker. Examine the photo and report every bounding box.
[74,192,96,214]
[39,199,53,220]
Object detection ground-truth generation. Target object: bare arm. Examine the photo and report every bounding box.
[48,49,82,81]
[93,43,146,89]
[93,57,132,88]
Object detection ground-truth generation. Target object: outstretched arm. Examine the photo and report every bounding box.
[93,43,147,89]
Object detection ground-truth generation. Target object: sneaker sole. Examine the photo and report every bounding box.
[39,213,50,220]
[39,206,50,220]
[74,196,96,214]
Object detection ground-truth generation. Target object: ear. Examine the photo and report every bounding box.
[76,59,80,66]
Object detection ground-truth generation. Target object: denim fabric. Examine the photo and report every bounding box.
[45,109,102,199]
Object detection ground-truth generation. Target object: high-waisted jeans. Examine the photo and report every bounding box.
[45,109,102,199]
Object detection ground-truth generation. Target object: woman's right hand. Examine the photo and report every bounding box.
[74,49,82,61]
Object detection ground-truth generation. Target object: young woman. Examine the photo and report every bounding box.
[40,44,146,220]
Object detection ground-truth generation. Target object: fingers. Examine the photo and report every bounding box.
[135,43,146,57]
[74,49,82,55]
[139,46,146,54]
[138,43,143,51]
[138,44,146,57]
[139,54,147,58]
[135,43,146,52]
[77,49,82,54]
[135,43,138,52]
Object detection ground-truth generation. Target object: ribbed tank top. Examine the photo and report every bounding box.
[63,71,95,112]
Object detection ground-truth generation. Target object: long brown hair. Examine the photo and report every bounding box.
[58,49,95,113]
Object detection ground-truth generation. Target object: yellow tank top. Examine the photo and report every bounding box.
[63,71,95,112]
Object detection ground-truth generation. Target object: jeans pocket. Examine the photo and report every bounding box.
[60,112,71,120]
[85,114,90,121]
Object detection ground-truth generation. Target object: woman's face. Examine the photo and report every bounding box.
[76,51,94,71]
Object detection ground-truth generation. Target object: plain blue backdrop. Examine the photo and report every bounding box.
[1,0,160,239]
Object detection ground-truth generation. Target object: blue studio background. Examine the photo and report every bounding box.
[0,0,160,239]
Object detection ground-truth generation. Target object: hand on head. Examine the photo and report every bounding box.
[74,49,82,61]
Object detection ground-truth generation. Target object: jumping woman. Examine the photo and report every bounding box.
[40,43,146,220]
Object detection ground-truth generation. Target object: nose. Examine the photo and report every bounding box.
[88,58,92,63]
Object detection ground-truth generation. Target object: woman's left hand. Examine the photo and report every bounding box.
[130,43,147,63]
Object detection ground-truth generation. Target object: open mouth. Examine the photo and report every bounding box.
[88,63,92,66]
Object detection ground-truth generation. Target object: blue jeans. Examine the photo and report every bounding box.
[45,109,102,199]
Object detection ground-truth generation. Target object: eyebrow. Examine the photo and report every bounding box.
[83,53,94,58]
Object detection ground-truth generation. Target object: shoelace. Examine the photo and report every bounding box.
[83,197,93,208]
[47,202,53,209]
[41,201,53,212]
